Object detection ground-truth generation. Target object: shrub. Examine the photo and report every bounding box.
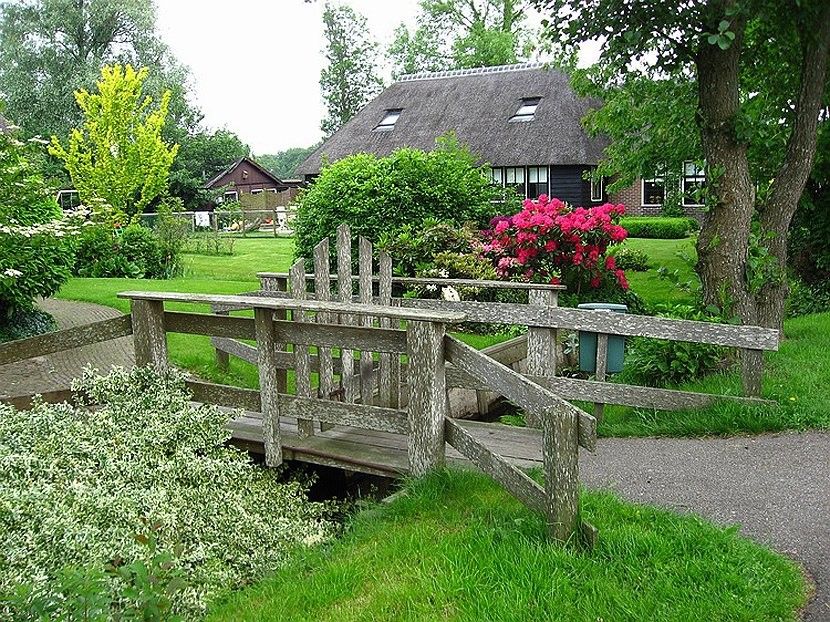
[0,307,57,343]
[481,196,630,293]
[786,279,830,318]
[619,216,697,239]
[0,127,75,324]
[609,246,650,272]
[293,134,506,261]
[74,222,180,279]
[0,366,334,620]
[619,304,728,387]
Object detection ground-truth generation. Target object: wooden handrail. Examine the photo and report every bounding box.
[258,271,567,291]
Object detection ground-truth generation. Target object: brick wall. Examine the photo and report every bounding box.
[610,179,706,223]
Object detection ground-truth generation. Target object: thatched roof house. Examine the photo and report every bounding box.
[297,62,610,206]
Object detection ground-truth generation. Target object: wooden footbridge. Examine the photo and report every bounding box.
[0,224,780,543]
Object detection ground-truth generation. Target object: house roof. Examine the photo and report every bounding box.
[203,156,287,189]
[297,63,608,175]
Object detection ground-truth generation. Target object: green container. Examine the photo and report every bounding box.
[578,303,627,374]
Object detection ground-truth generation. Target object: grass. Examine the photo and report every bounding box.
[182,235,294,282]
[621,237,697,306]
[206,469,807,622]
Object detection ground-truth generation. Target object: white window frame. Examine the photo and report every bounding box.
[251,188,264,195]
[374,108,402,131]
[641,176,666,207]
[682,161,706,207]
[504,166,526,197]
[510,98,541,123]
[590,175,604,202]
[56,189,80,210]
[490,167,504,186]
[222,190,239,203]
[527,166,549,198]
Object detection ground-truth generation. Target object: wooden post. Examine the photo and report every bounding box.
[358,237,374,405]
[262,274,289,394]
[742,349,763,397]
[593,333,609,422]
[130,299,168,370]
[406,320,448,476]
[213,306,230,372]
[525,288,558,427]
[377,251,396,408]
[289,259,314,438]
[254,306,282,467]
[336,224,355,403]
[314,239,336,432]
[541,405,580,542]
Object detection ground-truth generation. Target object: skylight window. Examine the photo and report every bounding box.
[510,97,540,122]
[375,109,402,131]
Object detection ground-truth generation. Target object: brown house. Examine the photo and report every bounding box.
[204,156,292,204]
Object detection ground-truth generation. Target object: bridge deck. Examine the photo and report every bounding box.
[228,413,544,477]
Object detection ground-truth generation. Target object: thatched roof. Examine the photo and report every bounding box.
[297,63,607,175]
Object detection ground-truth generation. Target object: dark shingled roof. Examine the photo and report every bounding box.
[203,156,286,189]
[297,63,607,176]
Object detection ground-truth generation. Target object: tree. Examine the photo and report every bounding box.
[168,129,250,210]
[49,64,179,220]
[320,3,383,136]
[537,0,830,348]
[389,0,533,77]
[256,146,318,179]
[0,0,190,142]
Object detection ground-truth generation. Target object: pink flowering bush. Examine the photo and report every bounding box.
[481,195,629,292]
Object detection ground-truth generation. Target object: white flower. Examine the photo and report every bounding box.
[2,268,22,278]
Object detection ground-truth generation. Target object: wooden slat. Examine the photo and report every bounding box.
[337,224,356,403]
[314,238,336,403]
[118,291,465,323]
[258,272,567,291]
[1,387,77,410]
[444,335,596,452]
[594,333,609,421]
[525,288,557,428]
[407,321,448,475]
[186,380,261,411]
[377,251,395,408]
[0,315,133,366]
[165,311,256,339]
[255,307,282,467]
[445,417,546,515]
[402,300,778,350]
[290,259,314,438]
[131,300,167,369]
[281,395,408,435]
[358,236,374,406]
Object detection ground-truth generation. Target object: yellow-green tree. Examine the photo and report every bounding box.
[50,64,179,220]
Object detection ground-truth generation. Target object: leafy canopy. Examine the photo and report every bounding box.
[49,64,179,220]
[256,146,318,180]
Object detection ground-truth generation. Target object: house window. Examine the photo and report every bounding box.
[374,108,402,131]
[642,176,665,207]
[251,188,264,195]
[590,175,604,202]
[682,161,705,206]
[56,189,80,210]
[510,98,540,122]
[490,167,504,186]
[267,188,278,193]
[504,167,526,196]
[527,166,548,199]
[222,190,239,203]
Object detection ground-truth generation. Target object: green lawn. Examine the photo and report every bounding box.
[206,469,806,622]
[182,234,295,282]
[622,237,698,306]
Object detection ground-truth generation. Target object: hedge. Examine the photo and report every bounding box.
[619,217,698,239]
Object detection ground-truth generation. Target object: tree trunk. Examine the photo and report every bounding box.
[695,8,757,326]
[757,4,830,332]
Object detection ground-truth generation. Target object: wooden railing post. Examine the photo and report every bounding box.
[593,333,609,422]
[262,274,289,394]
[213,305,230,372]
[541,405,580,542]
[525,288,558,427]
[130,299,168,370]
[406,320,448,476]
[742,348,763,397]
[254,306,282,467]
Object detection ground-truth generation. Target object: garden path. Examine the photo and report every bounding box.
[2,298,827,619]
[0,298,134,399]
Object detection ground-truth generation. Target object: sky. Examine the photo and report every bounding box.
[155,1,599,156]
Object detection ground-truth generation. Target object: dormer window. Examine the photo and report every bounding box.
[375,109,402,131]
[510,97,540,122]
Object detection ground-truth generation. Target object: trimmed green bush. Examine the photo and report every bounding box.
[293,135,507,261]
[609,246,650,271]
[620,216,698,239]
[74,221,182,279]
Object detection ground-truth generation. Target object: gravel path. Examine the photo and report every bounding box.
[1,299,827,618]
[0,298,134,399]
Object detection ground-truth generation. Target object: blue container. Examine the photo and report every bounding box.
[578,303,627,374]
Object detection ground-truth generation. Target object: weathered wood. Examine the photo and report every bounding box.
[290,259,314,438]
[314,239,336,404]
[742,349,764,397]
[377,251,395,408]
[0,315,133,366]
[407,321,448,475]
[593,333,609,422]
[1,387,77,410]
[444,335,596,451]
[118,291,466,324]
[130,299,167,369]
[262,275,288,394]
[525,289,557,427]
[541,400,580,542]
[401,299,778,350]
[358,237,375,406]
[254,307,282,467]
[281,395,409,434]
[445,417,546,515]
[212,307,231,372]
[337,224,355,403]
[186,379,261,411]
[258,271,567,291]
[165,311,256,339]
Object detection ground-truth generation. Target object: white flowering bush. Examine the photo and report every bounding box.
[0,366,334,620]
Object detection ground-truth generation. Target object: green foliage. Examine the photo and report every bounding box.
[609,246,650,272]
[49,64,179,220]
[786,279,830,319]
[74,222,181,279]
[0,127,75,319]
[619,217,697,239]
[293,136,503,261]
[0,307,56,343]
[0,366,334,620]
[620,304,729,387]
[256,147,317,180]
[320,3,383,136]
[389,0,534,78]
